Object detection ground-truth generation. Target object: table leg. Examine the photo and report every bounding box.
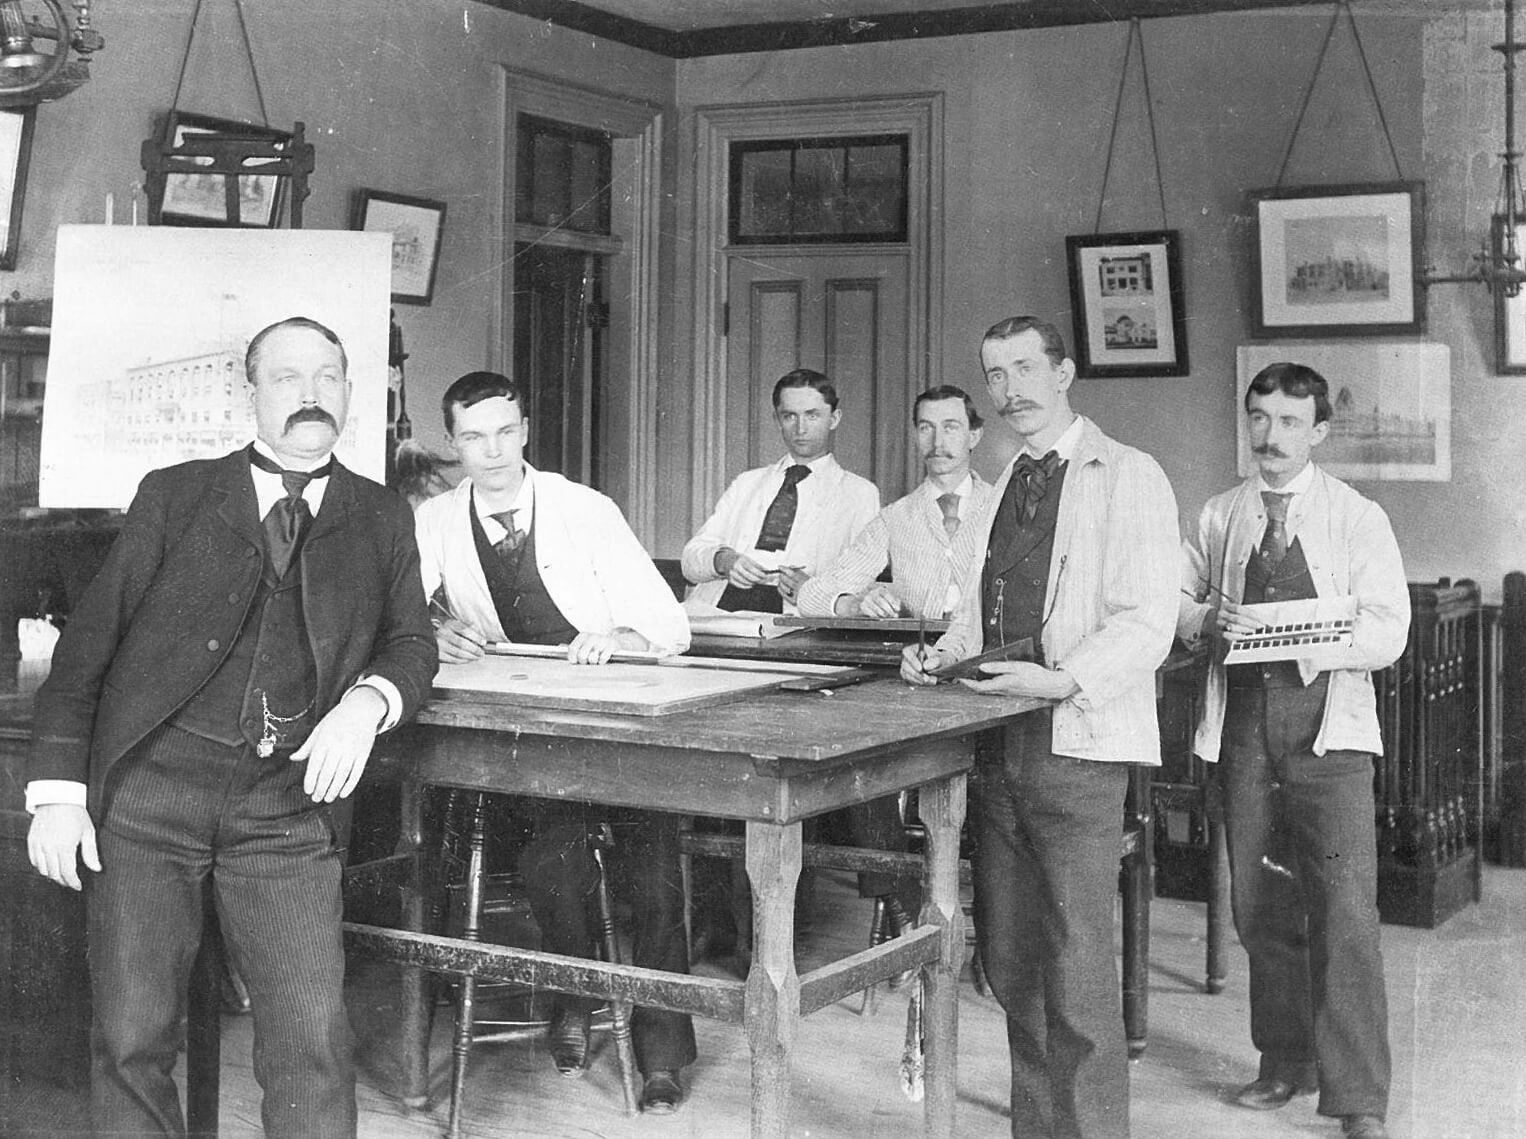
[743,819,802,1139]
[918,772,966,1139]
[397,779,433,1107]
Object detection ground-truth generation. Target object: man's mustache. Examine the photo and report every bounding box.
[1252,443,1288,458]
[1002,400,1040,416]
[285,407,338,433]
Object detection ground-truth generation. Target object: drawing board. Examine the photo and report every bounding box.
[432,654,853,716]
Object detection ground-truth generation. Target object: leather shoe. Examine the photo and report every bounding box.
[639,1069,683,1115]
[1341,1116,1389,1139]
[1233,1076,1317,1110]
[548,1006,591,1078]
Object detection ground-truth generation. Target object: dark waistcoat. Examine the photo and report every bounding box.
[982,465,1069,658]
[1229,534,1322,690]
[169,543,317,752]
[470,507,579,646]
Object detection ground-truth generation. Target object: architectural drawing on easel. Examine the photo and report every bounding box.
[39,225,392,510]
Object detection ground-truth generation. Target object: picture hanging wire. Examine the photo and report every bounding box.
[1272,0,1403,188]
[1093,17,1170,235]
[167,0,269,127]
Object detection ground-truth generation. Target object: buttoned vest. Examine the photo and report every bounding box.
[470,507,579,646]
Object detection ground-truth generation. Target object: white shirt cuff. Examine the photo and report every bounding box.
[351,675,403,732]
[26,779,87,813]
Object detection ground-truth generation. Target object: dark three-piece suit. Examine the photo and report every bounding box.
[30,448,437,1137]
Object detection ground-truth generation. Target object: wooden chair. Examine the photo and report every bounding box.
[441,790,640,1138]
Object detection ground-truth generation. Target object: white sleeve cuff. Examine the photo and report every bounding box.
[351,675,403,732]
[26,779,88,813]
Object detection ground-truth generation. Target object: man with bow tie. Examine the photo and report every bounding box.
[903,315,1179,1139]
[413,370,696,1114]
[1178,363,1408,1139]
[26,316,438,1136]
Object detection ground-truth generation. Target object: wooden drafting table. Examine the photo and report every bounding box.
[345,675,1035,1139]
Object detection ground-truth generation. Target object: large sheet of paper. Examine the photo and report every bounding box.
[1223,596,1357,666]
[39,226,392,508]
[433,654,846,716]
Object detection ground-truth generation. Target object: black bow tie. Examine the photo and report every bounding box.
[1011,450,1062,525]
[248,446,333,495]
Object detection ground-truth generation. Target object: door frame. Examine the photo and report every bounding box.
[499,68,665,543]
[688,92,944,525]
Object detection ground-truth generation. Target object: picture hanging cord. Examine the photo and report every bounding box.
[168,0,270,127]
[1094,17,1169,235]
[1274,0,1402,188]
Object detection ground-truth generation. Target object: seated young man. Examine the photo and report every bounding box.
[414,371,694,1115]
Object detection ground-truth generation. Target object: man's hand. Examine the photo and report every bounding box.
[435,617,487,663]
[856,584,905,620]
[567,628,650,665]
[776,566,807,606]
[292,687,386,803]
[715,547,775,589]
[1214,600,1264,644]
[901,642,950,686]
[28,804,100,891]
[960,661,1079,700]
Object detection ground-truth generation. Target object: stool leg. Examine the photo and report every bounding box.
[593,841,640,1115]
[447,792,489,1139]
[1206,811,1230,995]
[860,896,886,1016]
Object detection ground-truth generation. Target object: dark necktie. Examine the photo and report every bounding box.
[717,464,811,613]
[488,509,525,558]
[1260,491,1292,566]
[756,463,811,552]
[936,491,960,539]
[250,449,331,577]
[1011,450,1062,526]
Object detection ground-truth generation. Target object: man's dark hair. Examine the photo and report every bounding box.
[912,384,983,429]
[772,368,839,412]
[245,317,348,384]
[981,315,1068,367]
[1245,362,1332,425]
[442,371,529,434]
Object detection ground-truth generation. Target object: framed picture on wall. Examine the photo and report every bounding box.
[1492,216,1526,374]
[0,106,35,270]
[1064,230,1187,378]
[352,189,446,305]
[1235,342,1450,482]
[1249,182,1425,338]
[157,112,290,228]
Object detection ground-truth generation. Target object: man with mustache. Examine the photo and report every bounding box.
[903,316,1179,1139]
[1178,363,1408,1139]
[25,316,438,1137]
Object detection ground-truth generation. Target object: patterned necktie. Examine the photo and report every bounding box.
[1012,450,1062,525]
[936,491,960,539]
[1259,491,1292,566]
[755,464,811,552]
[489,509,525,557]
[250,450,331,577]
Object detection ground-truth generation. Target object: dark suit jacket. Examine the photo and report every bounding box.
[29,449,438,816]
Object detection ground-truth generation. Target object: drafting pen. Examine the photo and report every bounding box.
[1181,581,1232,603]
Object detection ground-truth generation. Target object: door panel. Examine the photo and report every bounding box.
[726,251,909,497]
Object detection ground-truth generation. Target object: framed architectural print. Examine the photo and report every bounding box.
[1249,182,1425,338]
[1492,216,1526,374]
[1065,230,1188,378]
[353,189,446,305]
[157,112,290,228]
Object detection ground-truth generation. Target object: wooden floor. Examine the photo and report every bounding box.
[11,865,1526,1138]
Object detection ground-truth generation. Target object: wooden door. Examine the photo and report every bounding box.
[725,249,910,498]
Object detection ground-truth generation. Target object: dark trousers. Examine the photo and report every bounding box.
[88,723,355,1138]
[519,803,697,1075]
[970,715,1130,1139]
[1221,681,1390,1120]
[842,796,919,911]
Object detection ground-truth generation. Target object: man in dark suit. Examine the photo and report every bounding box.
[26,316,438,1137]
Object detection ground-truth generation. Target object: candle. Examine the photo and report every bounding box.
[105,191,115,225]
